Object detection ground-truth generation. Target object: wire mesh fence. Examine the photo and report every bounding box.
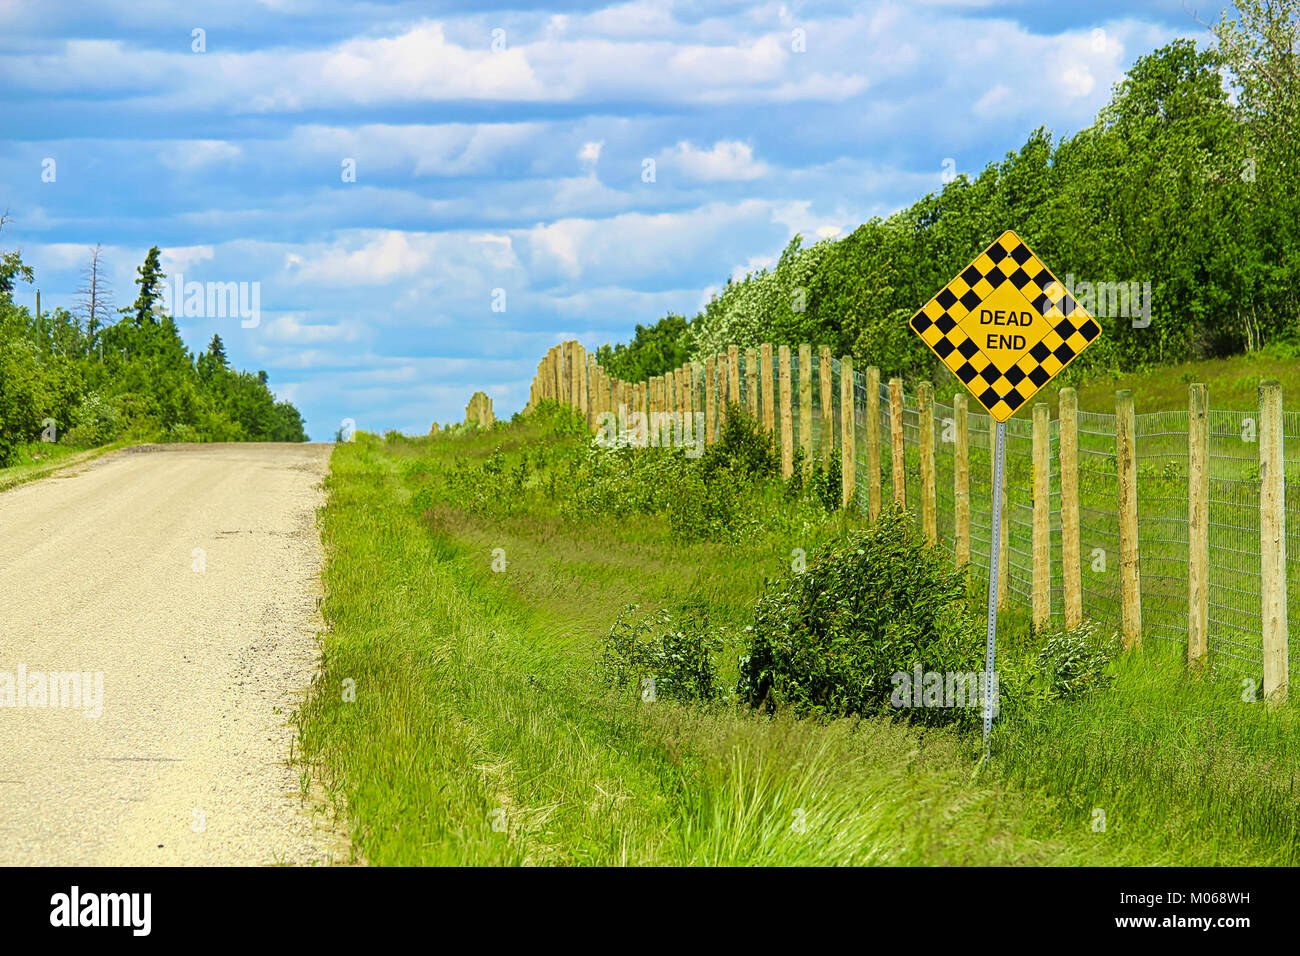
[535,339,1291,687]
[836,368,1285,683]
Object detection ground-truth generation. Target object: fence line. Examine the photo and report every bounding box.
[524,340,1292,695]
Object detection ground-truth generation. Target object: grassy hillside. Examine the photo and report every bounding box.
[296,406,1300,865]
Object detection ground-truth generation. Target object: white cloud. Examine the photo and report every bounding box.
[160,245,216,272]
[285,122,541,177]
[284,232,435,285]
[158,140,242,171]
[974,83,1014,117]
[664,140,768,182]
[578,140,603,167]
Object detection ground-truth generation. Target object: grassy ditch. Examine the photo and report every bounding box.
[296,403,1300,865]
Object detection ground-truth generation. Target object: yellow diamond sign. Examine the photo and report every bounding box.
[909,230,1102,422]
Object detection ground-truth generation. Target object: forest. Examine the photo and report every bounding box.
[0,240,307,465]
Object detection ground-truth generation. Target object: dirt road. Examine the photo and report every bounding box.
[0,443,347,865]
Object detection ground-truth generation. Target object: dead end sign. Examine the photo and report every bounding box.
[908,230,1103,755]
[909,230,1102,422]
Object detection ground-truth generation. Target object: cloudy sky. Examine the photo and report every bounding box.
[0,0,1208,439]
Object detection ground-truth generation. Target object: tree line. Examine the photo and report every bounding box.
[597,4,1300,391]
[0,238,306,465]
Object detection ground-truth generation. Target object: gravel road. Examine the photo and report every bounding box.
[0,443,348,865]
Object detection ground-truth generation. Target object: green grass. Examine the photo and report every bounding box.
[295,411,1300,865]
[0,441,121,493]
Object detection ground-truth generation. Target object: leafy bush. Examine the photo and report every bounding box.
[739,506,982,722]
[699,403,778,483]
[1035,621,1120,701]
[664,467,748,541]
[61,392,121,447]
[0,339,48,465]
[807,454,843,512]
[597,605,728,703]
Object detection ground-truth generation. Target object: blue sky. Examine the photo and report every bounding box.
[0,0,1209,440]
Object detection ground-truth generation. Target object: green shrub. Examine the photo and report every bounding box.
[529,399,590,441]
[597,605,727,703]
[699,403,777,483]
[61,392,122,447]
[0,339,47,465]
[1034,621,1120,701]
[165,422,200,443]
[738,506,982,723]
[807,455,843,512]
[664,467,747,541]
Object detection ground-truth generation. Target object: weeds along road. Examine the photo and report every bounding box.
[0,443,346,865]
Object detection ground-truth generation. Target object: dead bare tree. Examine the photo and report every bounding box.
[74,243,114,358]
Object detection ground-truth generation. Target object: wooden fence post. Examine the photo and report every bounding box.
[672,366,684,446]
[1033,401,1051,629]
[558,341,568,405]
[889,377,905,507]
[840,355,855,508]
[684,364,695,435]
[918,381,936,543]
[728,344,740,415]
[557,347,567,405]
[799,343,813,468]
[571,342,582,409]
[1059,388,1082,628]
[654,375,665,446]
[954,394,970,566]
[557,343,568,405]
[866,367,881,519]
[1116,389,1142,649]
[570,342,583,411]
[1188,383,1209,667]
[761,343,775,435]
[779,345,793,478]
[819,345,833,463]
[1260,379,1288,703]
[583,352,593,427]
[716,352,728,431]
[746,347,758,419]
[705,356,717,446]
[662,373,672,444]
[641,378,651,434]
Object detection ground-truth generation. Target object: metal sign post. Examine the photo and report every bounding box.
[982,420,1006,759]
